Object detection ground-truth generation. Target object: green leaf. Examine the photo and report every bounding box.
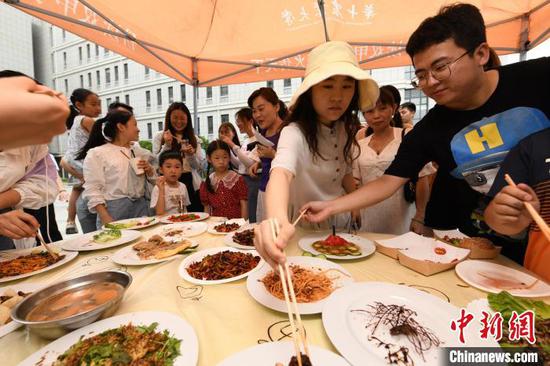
[487,291,550,321]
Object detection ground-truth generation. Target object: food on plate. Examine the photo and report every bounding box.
[488,291,550,364]
[459,237,496,250]
[441,235,462,246]
[186,251,260,281]
[213,222,241,233]
[275,353,313,366]
[311,234,361,256]
[92,229,122,243]
[351,302,440,364]
[52,322,181,366]
[477,271,538,290]
[133,235,193,260]
[434,247,447,255]
[0,288,31,325]
[167,213,200,222]
[261,265,344,303]
[0,251,66,279]
[105,218,154,230]
[233,229,255,246]
[26,282,124,322]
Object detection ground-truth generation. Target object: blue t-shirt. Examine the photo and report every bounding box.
[259,129,281,192]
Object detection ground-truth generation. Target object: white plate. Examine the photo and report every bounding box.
[216,341,349,366]
[0,282,46,338]
[0,249,78,283]
[161,222,208,238]
[207,218,247,235]
[247,256,353,314]
[298,233,376,260]
[178,247,264,285]
[455,260,550,297]
[101,216,159,230]
[224,225,256,250]
[160,212,210,224]
[59,229,142,251]
[323,282,499,366]
[111,239,198,266]
[433,229,470,240]
[19,311,198,366]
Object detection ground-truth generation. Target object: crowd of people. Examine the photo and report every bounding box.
[0,3,548,282]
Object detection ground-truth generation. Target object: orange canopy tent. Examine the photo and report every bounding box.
[4,0,549,87]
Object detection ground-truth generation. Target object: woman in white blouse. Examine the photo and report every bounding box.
[152,102,204,212]
[82,110,155,228]
[219,108,260,222]
[253,41,379,267]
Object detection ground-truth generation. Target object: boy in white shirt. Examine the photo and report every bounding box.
[150,151,190,215]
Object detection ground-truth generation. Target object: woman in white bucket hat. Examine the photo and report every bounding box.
[254,41,379,267]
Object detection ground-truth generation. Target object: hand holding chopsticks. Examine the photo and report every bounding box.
[36,230,59,260]
[269,218,310,366]
[504,174,550,242]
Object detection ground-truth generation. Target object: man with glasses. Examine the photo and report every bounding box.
[301,3,549,263]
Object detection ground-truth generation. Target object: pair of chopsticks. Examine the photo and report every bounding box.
[36,230,59,260]
[504,174,550,242]
[269,213,310,366]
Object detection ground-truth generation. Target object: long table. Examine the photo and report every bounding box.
[2,218,548,365]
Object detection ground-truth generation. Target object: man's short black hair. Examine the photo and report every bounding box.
[0,70,40,84]
[108,102,134,114]
[159,151,182,167]
[406,3,486,59]
[400,102,416,112]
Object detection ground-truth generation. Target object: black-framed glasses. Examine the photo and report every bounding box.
[410,50,471,88]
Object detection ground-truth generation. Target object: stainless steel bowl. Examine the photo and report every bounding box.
[11,270,132,339]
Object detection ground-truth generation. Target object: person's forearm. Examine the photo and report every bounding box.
[203,205,210,214]
[414,175,432,220]
[234,147,258,168]
[484,201,530,236]
[265,168,293,224]
[328,174,407,215]
[342,173,356,194]
[95,204,112,224]
[61,159,83,180]
[241,200,248,220]
[0,189,21,209]
[155,190,166,215]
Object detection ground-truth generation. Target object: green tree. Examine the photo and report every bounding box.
[139,140,153,152]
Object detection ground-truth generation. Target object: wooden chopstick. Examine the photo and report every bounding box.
[269,218,310,365]
[36,231,59,260]
[504,174,550,242]
[292,209,308,227]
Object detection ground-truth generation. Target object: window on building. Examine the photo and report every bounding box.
[86,44,91,60]
[87,72,92,87]
[115,96,120,103]
[64,79,68,94]
[144,66,150,78]
[105,68,111,85]
[283,78,292,93]
[123,63,129,80]
[207,116,214,135]
[62,52,67,69]
[145,91,151,108]
[95,44,99,57]
[114,66,119,82]
[404,66,415,81]
[158,121,163,131]
[96,70,101,86]
[106,97,112,107]
[79,75,84,88]
[220,85,228,102]
[404,88,429,122]
[62,29,66,40]
[104,47,109,55]
[78,46,82,64]
[125,94,130,105]
[221,114,229,123]
[206,87,213,102]
[156,88,162,107]
[180,84,186,102]
[266,80,274,89]
[196,117,200,135]
[168,86,174,104]
[147,123,152,139]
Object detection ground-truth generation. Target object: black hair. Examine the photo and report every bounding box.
[218,122,240,147]
[235,107,257,130]
[400,102,416,113]
[108,102,134,113]
[0,70,36,81]
[76,110,132,160]
[364,86,399,137]
[285,80,361,165]
[204,139,232,194]
[162,102,197,151]
[381,85,403,128]
[406,3,486,59]
[67,88,97,129]
[159,151,183,167]
[247,87,288,121]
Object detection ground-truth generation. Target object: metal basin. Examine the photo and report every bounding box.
[11,270,132,339]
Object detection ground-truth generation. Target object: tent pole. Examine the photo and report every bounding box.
[519,14,530,61]
[192,58,199,136]
[318,0,330,42]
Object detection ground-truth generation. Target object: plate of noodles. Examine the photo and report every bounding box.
[246,256,353,314]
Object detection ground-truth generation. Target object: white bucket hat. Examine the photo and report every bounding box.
[289,41,379,112]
